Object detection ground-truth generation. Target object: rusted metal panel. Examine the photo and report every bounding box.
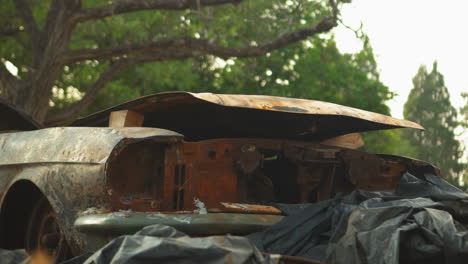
[0,127,182,165]
[376,154,442,177]
[0,98,42,131]
[72,92,423,141]
[105,137,417,214]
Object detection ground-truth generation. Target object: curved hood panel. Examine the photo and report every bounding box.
[72,92,423,141]
[0,127,182,165]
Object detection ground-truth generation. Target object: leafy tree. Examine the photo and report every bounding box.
[461,93,468,130]
[403,62,464,183]
[460,93,468,183]
[0,0,350,124]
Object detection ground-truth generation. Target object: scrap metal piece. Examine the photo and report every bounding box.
[218,202,283,215]
[320,133,364,149]
[109,110,144,128]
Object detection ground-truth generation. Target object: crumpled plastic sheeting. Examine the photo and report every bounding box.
[75,224,280,264]
[0,248,29,264]
[248,172,468,264]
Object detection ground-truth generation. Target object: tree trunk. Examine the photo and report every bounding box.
[9,52,67,123]
[8,0,81,123]
[13,77,57,122]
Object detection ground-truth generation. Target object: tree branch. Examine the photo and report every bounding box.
[61,16,337,64]
[46,50,197,126]
[13,0,40,42]
[45,61,130,126]
[73,0,243,22]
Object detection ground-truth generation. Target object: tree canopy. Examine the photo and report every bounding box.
[403,62,465,183]
[461,93,468,130]
[0,0,350,124]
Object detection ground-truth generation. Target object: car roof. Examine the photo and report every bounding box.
[0,98,42,131]
[72,92,423,141]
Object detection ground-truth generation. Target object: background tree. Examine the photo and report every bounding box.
[403,62,465,184]
[0,0,349,124]
[461,93,468,130]
[460,93,468,183]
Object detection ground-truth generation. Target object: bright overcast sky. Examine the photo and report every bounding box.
[333,0,468,153]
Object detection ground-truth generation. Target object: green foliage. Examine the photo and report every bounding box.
[461,93,468,129]
[460,93,468,183]
[21,0,335,115]
[85,35,393,109]
[403,62,465,184]
[361,129,417,157]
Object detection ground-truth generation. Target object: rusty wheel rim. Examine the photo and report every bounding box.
[25,198,70,261]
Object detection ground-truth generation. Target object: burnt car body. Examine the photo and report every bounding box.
[0,92,440,261]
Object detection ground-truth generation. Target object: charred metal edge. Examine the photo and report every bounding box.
[71,92,423,131]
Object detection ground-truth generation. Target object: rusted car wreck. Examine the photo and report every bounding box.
[0,92,440,261]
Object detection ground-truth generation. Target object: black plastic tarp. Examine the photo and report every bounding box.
[248,172,468,264]
[64,224,279,264]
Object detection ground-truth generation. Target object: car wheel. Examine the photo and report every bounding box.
[25,197,71,261]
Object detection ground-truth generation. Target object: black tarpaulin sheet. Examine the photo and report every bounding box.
[71,224,279,264]
[248,172,468,264]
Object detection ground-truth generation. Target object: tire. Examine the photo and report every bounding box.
[25,197,71,261]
